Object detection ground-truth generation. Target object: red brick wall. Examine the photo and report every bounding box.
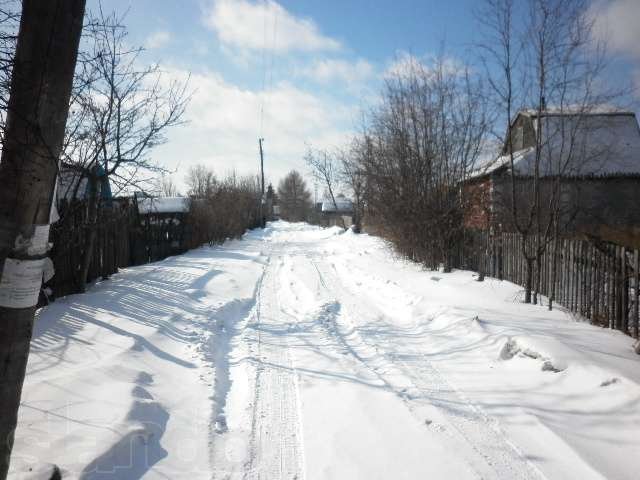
[463,178,492,229]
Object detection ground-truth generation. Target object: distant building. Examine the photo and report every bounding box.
[317,194,354,228]
[51,164,114,222]
[56,165,113,203]
[134,196,191,259]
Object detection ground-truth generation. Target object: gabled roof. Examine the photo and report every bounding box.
[480,109,640,177]
[321,198,353,213]
[519,107,635,118]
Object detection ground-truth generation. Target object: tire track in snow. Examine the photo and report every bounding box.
[309,255,545,480]
[209,293,262,480]
[244,256,305,480]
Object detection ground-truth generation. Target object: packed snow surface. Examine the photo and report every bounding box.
[10,222,640,479]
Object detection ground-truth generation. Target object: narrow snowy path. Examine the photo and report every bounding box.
[11,222,640,479]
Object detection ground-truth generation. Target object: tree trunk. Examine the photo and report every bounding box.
[524,257,534,304]
[549,236,558,311]
[533,251,542,305]
[0,1,85,478]
[477,231,485,281]
[353,194,362,233]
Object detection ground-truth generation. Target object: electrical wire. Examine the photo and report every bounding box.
[259,0,278,140]
[259,0,268,137]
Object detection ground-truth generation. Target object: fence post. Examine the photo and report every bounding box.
[592,243,598,321]
[621,246,628,334]
[634,249,639,339]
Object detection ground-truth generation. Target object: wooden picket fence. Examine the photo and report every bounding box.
[49,199,192,299]
[451,230,640,339]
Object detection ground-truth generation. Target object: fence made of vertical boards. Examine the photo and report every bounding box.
[49,199,193,299]
[453,230,640,339]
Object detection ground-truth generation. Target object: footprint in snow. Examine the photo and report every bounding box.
[600,378,620,387]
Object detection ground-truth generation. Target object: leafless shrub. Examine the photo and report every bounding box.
[186,165,261,246]
[355,55,489,270]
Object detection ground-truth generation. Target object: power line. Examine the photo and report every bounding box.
[267,7,278,99]
[259,0,268,137]
[259,1,278,140]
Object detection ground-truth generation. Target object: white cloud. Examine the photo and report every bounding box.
[298,58,374,85]
[145,30,172,49]
[204,0,341,54]
[590,0,640,58]
[383,52,465,80]
[384,51,425,79]
[151,67,354,192]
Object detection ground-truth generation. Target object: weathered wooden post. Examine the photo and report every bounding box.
[0,2,85,477]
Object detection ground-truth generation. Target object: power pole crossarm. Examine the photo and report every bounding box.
[0,1,86,477]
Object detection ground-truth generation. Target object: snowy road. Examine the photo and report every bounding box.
[231,230,538,480]
[11,222,640,479]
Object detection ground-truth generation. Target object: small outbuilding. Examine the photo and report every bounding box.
[318,194,354,228]
[134,196,191,261]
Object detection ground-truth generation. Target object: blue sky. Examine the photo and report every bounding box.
[85,0,640,193]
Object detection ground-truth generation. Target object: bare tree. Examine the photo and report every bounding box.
[0,0,19,140]
[305,147,345,228]
[277,170,312,222]
[356,55,489,270]
[339,142,366,233]
[65,7,189,291]
[156,174,179,197]
[477,0,617,304]
[185,164,216,198]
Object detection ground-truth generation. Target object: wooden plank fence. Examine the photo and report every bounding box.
[453,230,640,339]
[48,200,191,300]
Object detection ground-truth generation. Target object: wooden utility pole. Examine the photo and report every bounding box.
[0,1,85,478]
[259,137,265,228]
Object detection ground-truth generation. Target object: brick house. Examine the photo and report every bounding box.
[463,110,640,246]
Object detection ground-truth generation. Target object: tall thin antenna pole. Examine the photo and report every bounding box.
[259,138,265,228]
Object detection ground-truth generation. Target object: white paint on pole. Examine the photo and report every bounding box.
[11,224,51,256]
[26,225,51,256]
[0,258,45,308]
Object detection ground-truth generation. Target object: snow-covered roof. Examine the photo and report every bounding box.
[482,111,640,177]
[137,197,190,214]
[520,106,633,117]
[321,198,353,213]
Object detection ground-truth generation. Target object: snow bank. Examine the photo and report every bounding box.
[10,239,265,479]
[321,228,640,480]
